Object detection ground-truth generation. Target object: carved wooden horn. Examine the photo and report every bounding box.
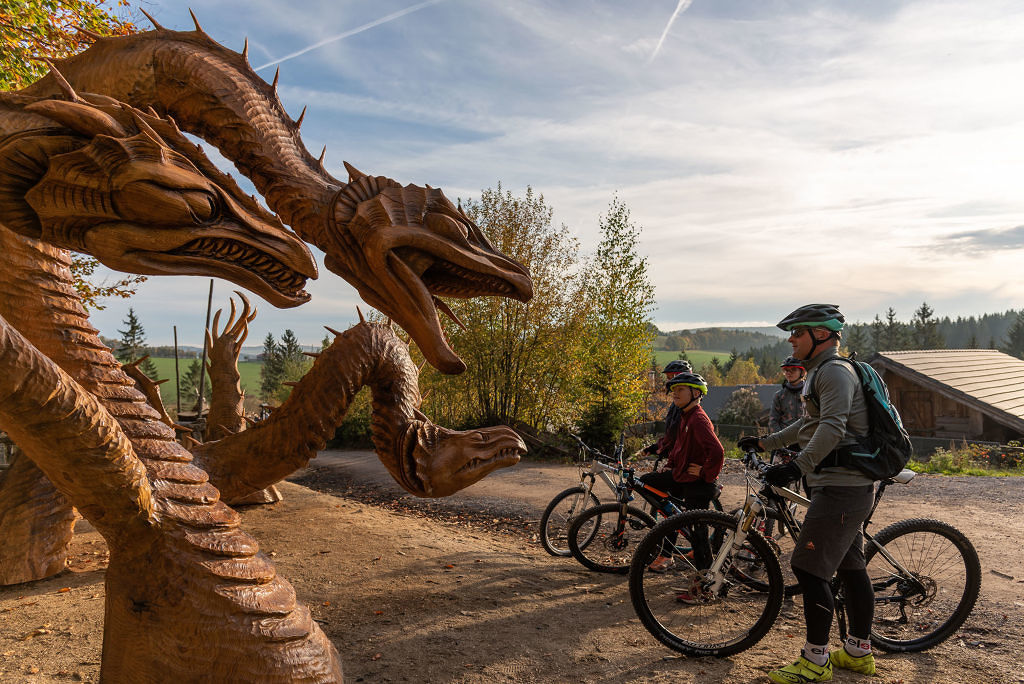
[343,161,367,182]
[25,99,127,138]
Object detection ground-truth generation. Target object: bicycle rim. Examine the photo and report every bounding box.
[865,518,981,652]
[628,511,784,656]
[568,503,655,573]
[540,487,600,557]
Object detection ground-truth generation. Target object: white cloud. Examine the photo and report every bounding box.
[91,0,1024,342]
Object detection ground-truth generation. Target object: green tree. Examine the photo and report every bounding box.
[258,332,283,402]
[1002,312,1024,360]
[723,358,764,385]
[2,0,146,311]
[115,307,157,378]
[845,324,872,358]
[420,184,590,431]
[276,329,312,399]
[911,302,944,349]
[180,358,210,408]
[698,362,723,387]
[576,196,656,441]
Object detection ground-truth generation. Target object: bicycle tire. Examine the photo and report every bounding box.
[628,510,784,657]
[860,518,981,652]
[539,486,601,557]
[567,503,656,573]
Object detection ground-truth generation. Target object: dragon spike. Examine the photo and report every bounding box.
[171,423,192,432]
[41,59,81,102]
[324,325,344,337]
[127,107,164,143]
[74,25,103,41]
[243,415,257,428]
[282,381,300,388]
[318,146,327,167]
[356,306,366,324]
[242,38,249,61]
[153,378,170,385]
[433,296,468,331]
[418,359,427,373]
[139,8,165,30]
[421,389,433,403]
[412,408,429,422]
[343,161,367,182]
[217,423,236,436]
[296,105,307,128]
[189,8,204,33]
[403,333,412,346]
[302,351,321,359]
[272,66,280,90]
[146,105,159,117]
[181,434,201,449]
[128,355,150,368]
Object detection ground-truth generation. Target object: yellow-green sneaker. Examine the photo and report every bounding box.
[768,655,833,683]
[829,647,876,675]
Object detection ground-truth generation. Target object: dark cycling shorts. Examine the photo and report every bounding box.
[791,485,873,580]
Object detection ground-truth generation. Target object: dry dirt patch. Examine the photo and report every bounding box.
[1,459,1022,683]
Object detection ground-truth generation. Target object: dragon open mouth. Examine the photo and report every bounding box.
[172,237,311,302]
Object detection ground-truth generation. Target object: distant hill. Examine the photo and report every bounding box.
[654,327,786,354]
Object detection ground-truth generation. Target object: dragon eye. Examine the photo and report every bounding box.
[426,212,469,240]
[182,191,218,222]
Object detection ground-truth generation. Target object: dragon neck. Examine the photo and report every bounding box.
[26,30,341,245]
[193,322,422,500]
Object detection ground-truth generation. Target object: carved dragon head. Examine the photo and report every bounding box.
[387,413,524,498]
[326,167,533,374]
[14,84,316,308]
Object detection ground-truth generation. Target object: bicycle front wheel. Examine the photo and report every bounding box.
[864,518,981,652]
[540,486,601,556]
[629,510,784,657]
[567,503,656,573]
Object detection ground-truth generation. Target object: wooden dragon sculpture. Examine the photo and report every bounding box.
[0,15,531,682]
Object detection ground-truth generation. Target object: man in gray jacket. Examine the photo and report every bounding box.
[739,304,877,683]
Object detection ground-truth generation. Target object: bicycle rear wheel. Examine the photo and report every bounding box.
[862,518,981,652]
[567,503,655,573]
[628,511,784,657]
[540,486,601,557]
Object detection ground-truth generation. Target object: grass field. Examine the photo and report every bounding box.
[148,357,263,409]
[652,349,730,369]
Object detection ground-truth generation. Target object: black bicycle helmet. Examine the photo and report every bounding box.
[663,359,693,375]
[665,371,708,396]
[780,356,805,369]
[776,304,845,332]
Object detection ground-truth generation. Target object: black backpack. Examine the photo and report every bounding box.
[810,355,913,480]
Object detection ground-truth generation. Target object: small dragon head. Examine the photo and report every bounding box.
[20,91,316,308]
[393,418,526,498]
[325,166,533,374]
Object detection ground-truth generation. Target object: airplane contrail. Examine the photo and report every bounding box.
[647,0,693,64]
[255,0,447,71]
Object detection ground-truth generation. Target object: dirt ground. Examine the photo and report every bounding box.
[1,450,1022,683]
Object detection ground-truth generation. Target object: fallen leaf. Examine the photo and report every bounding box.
[374,610,384,615]
[58,587,71,593]
[371,653,382,661]
[445,564,455,569]
[321,601,330,607]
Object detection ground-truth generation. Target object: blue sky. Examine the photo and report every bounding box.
[84,0,1024,345]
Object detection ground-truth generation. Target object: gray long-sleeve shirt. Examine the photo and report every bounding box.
[761,347,873,487]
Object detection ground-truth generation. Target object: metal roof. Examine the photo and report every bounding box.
[869,349,1024,433]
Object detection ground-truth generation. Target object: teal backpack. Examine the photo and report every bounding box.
[810,355,914,480]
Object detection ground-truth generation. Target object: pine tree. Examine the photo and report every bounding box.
[1002,312,1024,359]
[116,307,158,378]
[180,358,210,408]
[259,333,283,402]
[911,302,944,349]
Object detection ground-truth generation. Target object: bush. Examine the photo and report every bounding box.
[717,387,764,427]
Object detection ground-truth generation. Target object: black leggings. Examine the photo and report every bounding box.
[794,567,874,643]
[639,472,715,565]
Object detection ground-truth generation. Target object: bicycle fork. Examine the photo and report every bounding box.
[706,494,765,594]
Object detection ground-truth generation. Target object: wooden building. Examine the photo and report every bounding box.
[869,350,1024,443]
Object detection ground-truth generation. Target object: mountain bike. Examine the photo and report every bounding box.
[565,436,723,574]
[539,435,626,556]
[627,449,981,657]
